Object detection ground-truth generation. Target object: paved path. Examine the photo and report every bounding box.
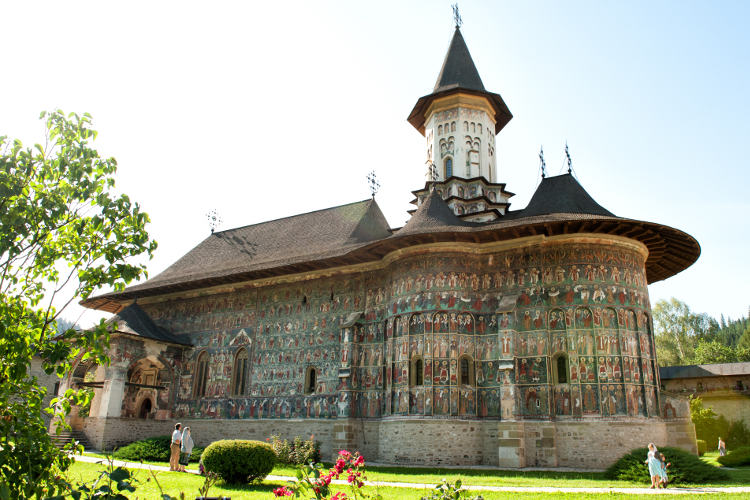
[75,455,750,495]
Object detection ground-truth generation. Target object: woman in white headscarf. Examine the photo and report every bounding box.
[179,426,194,472]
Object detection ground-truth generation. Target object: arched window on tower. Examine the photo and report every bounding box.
[232,348,248,396]
[451,121,456,132]
[438,125,443,135]
[444,157,453,178]
[193,351,209,398]
[458,355,475,386]
[305,366,317,394]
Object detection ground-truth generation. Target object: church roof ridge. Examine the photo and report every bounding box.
[513,173,615,218]
[397,188,481,236]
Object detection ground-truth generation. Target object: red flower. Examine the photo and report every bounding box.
[273,487,292,497]
[353,455,365,466]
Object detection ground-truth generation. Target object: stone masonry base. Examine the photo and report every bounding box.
[79,416,696,469]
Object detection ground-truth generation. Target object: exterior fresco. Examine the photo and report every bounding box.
[128,238,659,424]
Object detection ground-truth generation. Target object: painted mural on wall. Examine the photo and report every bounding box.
[139,239,659,422]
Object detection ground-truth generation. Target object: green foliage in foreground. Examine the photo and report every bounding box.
[201,439,276,484]
[0,110,155,498]
[269,434,321,465]
[112,435,204,463]
[605,447,729,484]
[718,446,750,467]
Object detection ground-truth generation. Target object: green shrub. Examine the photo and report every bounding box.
[696,439,707,456]
[727,420,750,449]
[112,435,204,463]
[201,439,276,484]
[718,446,750,467]
[269,434,321,465]
[604,446,729,484]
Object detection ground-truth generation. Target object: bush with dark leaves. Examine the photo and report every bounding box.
[605,446,729,484]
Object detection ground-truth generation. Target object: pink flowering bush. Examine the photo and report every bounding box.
[272,450,380,500]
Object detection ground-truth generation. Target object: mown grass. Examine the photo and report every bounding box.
[80,450,750,489]
[62,461,750,500]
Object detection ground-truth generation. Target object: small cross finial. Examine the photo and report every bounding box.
[452,4,463,28]
[539,146,546,178]
[427,162,439,182]
[367,170,380,198]
[206,209,223,234]
[565,142,572,174]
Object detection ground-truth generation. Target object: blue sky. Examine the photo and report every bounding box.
[1,1,747,324]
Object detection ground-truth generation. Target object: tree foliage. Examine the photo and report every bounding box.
[0,110,155,498]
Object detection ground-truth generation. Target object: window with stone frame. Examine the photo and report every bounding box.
[193,351,209,398]
[444,157,453,178]
[458,355,475,386]
[305,366,317,395]
[232,348,248,396]
[410,356,424,387]
[552,353,569,384]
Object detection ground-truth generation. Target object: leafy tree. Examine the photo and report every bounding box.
[693,339,738,364]
[653,298,716,366]
[0,110,155,498]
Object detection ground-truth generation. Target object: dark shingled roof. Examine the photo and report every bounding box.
[508,173,615,219]
[397,188,479,235]
[94,199,391,299]
[106,303,190,345]
[434,27,485,93]
[660,362,750,379]
[407,28,512,135]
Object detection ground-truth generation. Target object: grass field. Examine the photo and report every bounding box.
[61,461,750,500]
[81,451,750,489]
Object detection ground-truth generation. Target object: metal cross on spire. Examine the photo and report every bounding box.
[539,146,546,178]
[565,142,572,174]
[452,3,463,28]
[427,161,439,182]
[206,209,223,234]
[367,170,380,198]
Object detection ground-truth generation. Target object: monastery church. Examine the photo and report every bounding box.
[67,23,701,468]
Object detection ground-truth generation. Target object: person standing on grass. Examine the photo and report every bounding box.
[170,422,182,471]
[658,452,671,488]
[179,426,194,472]
[645,443,661,489]
[718,437,726,456]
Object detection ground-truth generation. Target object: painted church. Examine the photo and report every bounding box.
[69,24,701,468]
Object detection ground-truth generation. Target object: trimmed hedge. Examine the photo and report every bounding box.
[696,439,707,456]
[112,435,204,463]
[200,440,276,484]
[604,446,729,484]
[718,446,750,467]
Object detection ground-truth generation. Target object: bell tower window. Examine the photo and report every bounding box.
[444,157,453,178]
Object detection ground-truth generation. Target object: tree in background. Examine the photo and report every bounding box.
[653,298,717,366]
[0,111,155,498]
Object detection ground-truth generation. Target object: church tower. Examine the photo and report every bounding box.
[408,22,514,222]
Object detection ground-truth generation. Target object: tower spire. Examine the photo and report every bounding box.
[452,4,463,29]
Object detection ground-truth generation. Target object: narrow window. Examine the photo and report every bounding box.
[410,357,424,386]
[556,354,568,384]
[438,125,443,135]
[458,355,474,386]
[193,351,209,398]
[451,121,456,132]
[232,348,248,395]
[305,367,317,394]
[444,157,453,178]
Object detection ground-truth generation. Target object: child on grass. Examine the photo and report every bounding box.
[645,443,661,489]
[658,452,671,488]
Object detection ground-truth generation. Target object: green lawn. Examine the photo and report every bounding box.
[61,462,750,500]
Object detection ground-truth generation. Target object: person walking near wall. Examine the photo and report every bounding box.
[170,423,182,471]
[645,443,661,489]
[179,426,194,472]
[718,437,726,456]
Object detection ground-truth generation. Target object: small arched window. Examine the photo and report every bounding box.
[438,125,443,135]
[451,121,456,132]
[410,357,424,386]
[305,367,317,394]
[463,121,468,131]
[444,157,453,178]
[478,124,482,134]
[232,348,248,396]
[552,353,568,384]
[458,355,474,386]
[193,351,209,398]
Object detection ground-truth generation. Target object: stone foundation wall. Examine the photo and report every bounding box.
[82,416,696,469]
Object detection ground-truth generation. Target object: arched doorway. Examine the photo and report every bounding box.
[138,398,152,419]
